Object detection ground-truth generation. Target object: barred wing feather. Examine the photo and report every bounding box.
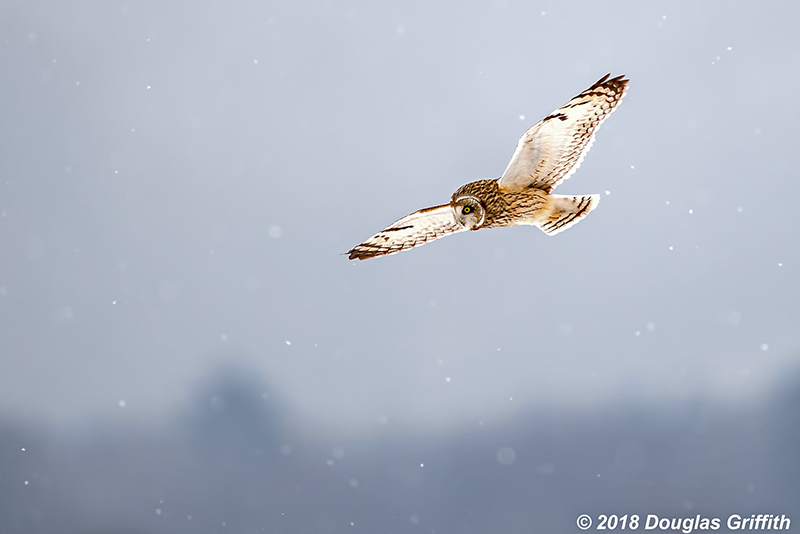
[498,74,628,193]
[347,204,465,260]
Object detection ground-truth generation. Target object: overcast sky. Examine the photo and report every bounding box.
[1,1,799,532]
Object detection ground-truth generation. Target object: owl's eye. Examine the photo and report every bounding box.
[462,206,472,215]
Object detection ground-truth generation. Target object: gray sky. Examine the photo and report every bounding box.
[1,1,799,531]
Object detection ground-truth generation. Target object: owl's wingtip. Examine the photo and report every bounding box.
[344,247,369,261]
[591,73,629,90]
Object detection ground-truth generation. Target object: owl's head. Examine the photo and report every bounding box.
[453,196,485,230]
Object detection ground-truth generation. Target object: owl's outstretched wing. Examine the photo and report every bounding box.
[347,204,465,260]
[497,74,628,193]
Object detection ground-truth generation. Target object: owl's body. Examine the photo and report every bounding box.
[347,74,628,261]
[452,179,598,234]
[451,180,529,228]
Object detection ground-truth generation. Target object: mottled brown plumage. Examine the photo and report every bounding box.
[347,74,629,260]
[450,179,547,229]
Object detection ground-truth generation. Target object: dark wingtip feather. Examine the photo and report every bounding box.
[592,73,611,87]
[589,73,629,91]
[345,246,377,261]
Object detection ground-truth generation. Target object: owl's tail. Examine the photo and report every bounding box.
[536,194,600,236]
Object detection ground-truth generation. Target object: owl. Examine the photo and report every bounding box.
[347,73,629,260]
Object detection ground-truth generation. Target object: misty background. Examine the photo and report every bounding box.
[1,1,799,532]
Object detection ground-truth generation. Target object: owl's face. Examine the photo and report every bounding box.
[453,196,485,230]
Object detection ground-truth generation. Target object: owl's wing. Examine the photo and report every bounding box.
[497,74,628,193]
[347,204,466,260]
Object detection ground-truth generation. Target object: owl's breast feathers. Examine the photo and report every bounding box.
[451,179,548,229]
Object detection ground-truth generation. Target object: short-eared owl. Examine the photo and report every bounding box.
[347,74,629,260]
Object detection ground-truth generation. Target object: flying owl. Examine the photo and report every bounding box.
[347,73,629,260]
